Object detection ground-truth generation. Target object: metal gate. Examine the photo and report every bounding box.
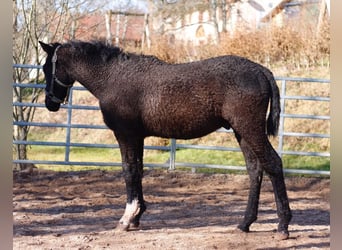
[13,64,330,175]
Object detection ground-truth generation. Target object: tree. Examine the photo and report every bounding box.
[12,0,104,170]
[13,0,68,170]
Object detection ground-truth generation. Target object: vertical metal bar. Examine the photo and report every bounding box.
[64,87,73,163]
[169,138,176,170]
[278,79,286,158]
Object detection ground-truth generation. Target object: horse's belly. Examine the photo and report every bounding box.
[142,91,225,139]
[144,116,223,139]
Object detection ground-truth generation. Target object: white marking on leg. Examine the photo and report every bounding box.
[119,198,140,226]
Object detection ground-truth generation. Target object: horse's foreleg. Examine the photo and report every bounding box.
[116,137,146,231]
[118,164,146,230]
[118,166,146,230]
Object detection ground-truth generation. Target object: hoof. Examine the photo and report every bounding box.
[237,224,249,233]
[129,222,141,231]
[276,231,289,240]
[115,222,129,232]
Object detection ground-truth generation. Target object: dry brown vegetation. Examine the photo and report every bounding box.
[142,21,329,77]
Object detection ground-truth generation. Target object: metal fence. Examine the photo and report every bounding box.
[13,64,330,175]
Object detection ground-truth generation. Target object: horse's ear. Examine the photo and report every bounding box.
[39,41,53,54]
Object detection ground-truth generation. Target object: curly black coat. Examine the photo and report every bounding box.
[40,40,291,239]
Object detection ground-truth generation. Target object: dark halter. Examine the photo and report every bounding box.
[46,45,72,104]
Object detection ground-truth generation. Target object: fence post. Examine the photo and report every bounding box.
[64,87,73,163]
[169,138,176,170]
[278,79,286,158]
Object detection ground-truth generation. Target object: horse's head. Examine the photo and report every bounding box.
[39,41,75,112]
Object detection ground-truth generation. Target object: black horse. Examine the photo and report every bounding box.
[39,40,291,239]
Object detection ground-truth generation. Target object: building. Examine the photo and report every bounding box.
[150,0,327,45]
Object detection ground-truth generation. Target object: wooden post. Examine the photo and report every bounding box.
[108,10,146,48]
[122,15,128,46]
[142,13,151,50]
[221,0,227,33]
[105,10,112,44]
[115,13,121,46]
[210,0,220,44]
[325,0,330,16]
[316,0,327,37]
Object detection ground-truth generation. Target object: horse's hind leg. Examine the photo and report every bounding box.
[235,129,291,239]
[234,132,263,232]
[262,140,292,239]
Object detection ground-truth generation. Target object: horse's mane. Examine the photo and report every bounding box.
[67,40,128,63]
[64,39,165,66]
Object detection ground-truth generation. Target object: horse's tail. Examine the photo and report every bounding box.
[262,68,281,136]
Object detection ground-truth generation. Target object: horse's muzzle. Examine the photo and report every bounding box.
[45,97,61,112]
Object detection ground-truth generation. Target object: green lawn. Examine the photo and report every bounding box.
[27,145,330,174]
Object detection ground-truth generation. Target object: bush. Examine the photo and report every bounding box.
[141,20,330,72]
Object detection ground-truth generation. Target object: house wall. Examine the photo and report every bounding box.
[164,10,217,46]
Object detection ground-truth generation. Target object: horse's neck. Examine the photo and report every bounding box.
[69,60,109,99]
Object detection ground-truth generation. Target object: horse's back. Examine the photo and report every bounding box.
[103,54,274,139]
[136,56,272,138]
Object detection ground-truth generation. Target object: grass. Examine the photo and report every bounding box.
[172,149,245,166]
[27,143,330,174]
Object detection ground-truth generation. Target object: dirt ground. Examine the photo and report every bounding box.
[13,169,330,250]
